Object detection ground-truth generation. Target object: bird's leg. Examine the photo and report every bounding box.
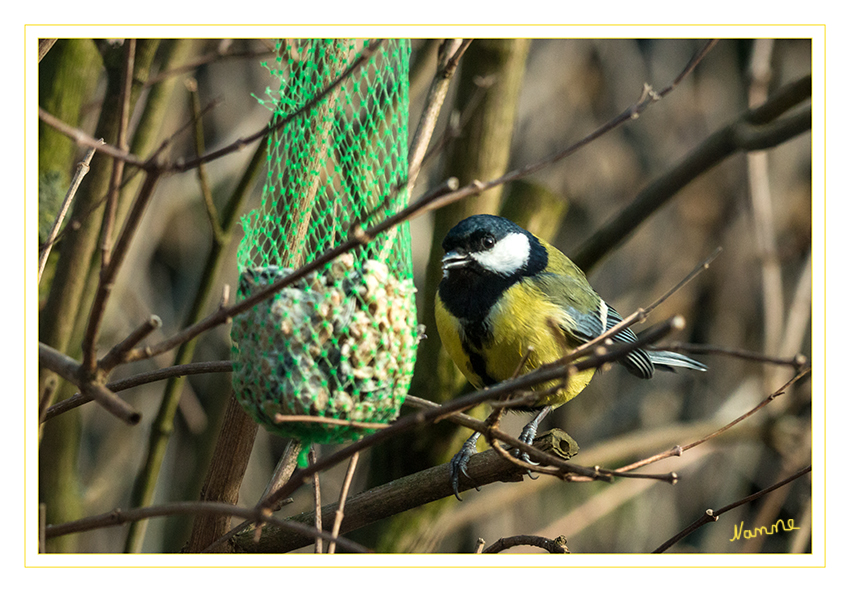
[450,432,482,501]
[516,405,552,465]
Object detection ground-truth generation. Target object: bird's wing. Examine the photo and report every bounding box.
[529,272,654,379]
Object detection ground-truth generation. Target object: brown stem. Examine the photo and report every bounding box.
[44,500,370,553]
[38,342,141,425]
[652,464,811,553]
[41,360,232,422]
[99,39,135,270]
[482,534,570,554]
[573,75,811,270]
[616,368,810,474]
[38,142,101,283]
[81,169,163,377]
[327,451,360,554]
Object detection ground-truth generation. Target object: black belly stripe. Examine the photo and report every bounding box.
[459,318,498,385]
[465,347,498,386]
[463,318,490,350]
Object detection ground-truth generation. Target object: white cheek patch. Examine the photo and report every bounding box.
[471,232,530,275]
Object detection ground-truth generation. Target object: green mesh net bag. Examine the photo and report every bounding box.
[230,39,418,458]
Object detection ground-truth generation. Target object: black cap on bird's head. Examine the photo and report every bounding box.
[440,215,546,279]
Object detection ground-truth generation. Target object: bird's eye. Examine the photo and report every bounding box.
[482,236,495,249]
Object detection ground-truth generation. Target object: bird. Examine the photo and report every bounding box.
[434,214,706,499]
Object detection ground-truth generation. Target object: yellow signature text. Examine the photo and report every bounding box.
[730,518,800,542]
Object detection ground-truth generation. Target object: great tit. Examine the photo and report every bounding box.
[435,214,706,499]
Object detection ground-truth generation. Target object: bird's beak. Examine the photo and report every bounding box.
[441,250,470,278]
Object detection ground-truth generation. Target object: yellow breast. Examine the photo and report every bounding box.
[436,280,596,408]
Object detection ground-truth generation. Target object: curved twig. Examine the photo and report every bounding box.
[43,500,370,553]
[482,534,570,554]
[652,464,812,553]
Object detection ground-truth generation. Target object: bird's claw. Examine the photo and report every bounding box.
[515,419,542,479]
[450,435,481,501]
[516,421,540,465]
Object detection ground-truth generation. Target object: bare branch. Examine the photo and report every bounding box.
[310,446,323,554]
[407,39,472,191]
[99,39,136,270]
[482,534,570,554]
[144,45,275,87]
[98,315,162,373]
[170,39,385,174]
[37,40,385,177]
[327,451,360,554]
[38,107,148,169]
[616,368,810,474]
[38,343,141,425]
[81,170,163,377]
[653,464,811,553]
[574,74,811,270]
[38,142,101,283]
[658,342,808,371]
[111,39,714,367]
[41,360,232,423]
[186,77,225,243]
[644,247,722,315]
[43,500,370,553]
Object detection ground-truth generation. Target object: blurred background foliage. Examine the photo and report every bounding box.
[37,37,812,554]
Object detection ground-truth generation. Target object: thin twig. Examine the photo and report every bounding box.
[38,142,101,283]
[98,315,162,373]
[204,329,682,552]
[482,427,563,480]
[421,72,494,168]
[652,464,811,553]
[658,342,808,370]
[310,446,323,554]
[81,170,163,378]
[327,451,360,554]
[273,415,391,431]
[144,46,275,87]
[407,39,472,192]
[38,107,148,169]
[63,39,715,372]
[574,74,811,270]
[38,342,141,425]
[171,39,385,174]
[43,500,370,553]
[645,247,722,315]
[259,441,301,512]
[186,77,225,243]
[100,39,135,270]
[37,40,385,176]
[41,360,233,422]
[38,375,59,434]
[482,534,570,554]
[658,40,719,98]
[616,368,810,474]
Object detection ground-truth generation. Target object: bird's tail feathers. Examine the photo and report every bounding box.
[647,350,707,373]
